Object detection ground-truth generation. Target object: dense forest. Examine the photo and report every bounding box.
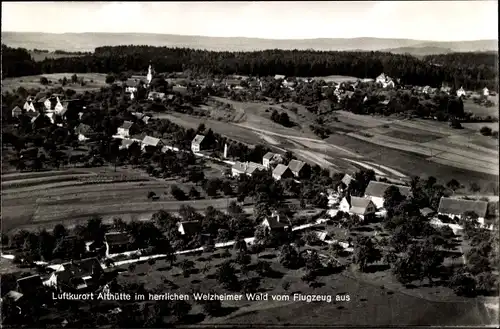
[2,44,498,91]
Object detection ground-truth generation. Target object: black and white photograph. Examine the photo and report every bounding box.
[1,1,499,328]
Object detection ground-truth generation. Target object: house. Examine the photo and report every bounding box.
[147,91,166,101]
[274,74,286,80]
[23,98,36,112]
[262,152,283,169]
[75,123,95,141]
[375,73,395,88]
[272,164,294,180]
[231,161,266,177]
[105,232,132,256]
[483,87,490,96]
[119,139,138,150]
[441,85,451,94]
[456,87,466,98]
[337,174,355,193]
[141,136,163,150]
[172,85,188,95]
[117,121,136,138]
[420,207,436,218]
[44,257,104,292]
[16,274,43,295]
[423,86,431,94]
[288,159,310,179]
[261,211,291,231]
[12,106,23,118]
[364,181,412,209]
[142,115,151,124]
[191,134,208,153]
[177,221,202,236]
[437,197,488,226]
[338,195,377,220]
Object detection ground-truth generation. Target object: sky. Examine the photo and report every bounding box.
[2,1,498,41]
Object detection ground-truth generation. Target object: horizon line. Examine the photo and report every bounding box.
[2,30,497,43]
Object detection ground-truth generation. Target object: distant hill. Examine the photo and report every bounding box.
[381,46,454,56]
[1,32,498,55]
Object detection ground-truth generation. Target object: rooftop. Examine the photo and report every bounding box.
[365,181,412,198]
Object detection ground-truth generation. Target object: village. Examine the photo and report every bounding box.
[2,64,499,326]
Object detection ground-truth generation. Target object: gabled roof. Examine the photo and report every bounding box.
[263,152,276,160]
[178,221,202,236]
[272,164,290,177]
[437,197,488,218]
[288,159,306,173]
[365,181,412,198]
[142,136,161,147]
[5,291,23,302]
[16,274,42,294]
[120,121,134,129]
[263,213,290,230]
[121,139,137,147]
[232,161,265,175]
[192,134,205,145]
[105,232,130,246]
[420,207,435,217]
[57,257,102,283]
[341,174,354,186]
[344,196,374,215]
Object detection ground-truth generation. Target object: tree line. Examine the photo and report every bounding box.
[2,44,498,91]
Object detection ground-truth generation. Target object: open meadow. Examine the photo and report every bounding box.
[1,73,144,94]
[112,245,494,327]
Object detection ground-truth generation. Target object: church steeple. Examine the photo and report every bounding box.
[146,63,153,86]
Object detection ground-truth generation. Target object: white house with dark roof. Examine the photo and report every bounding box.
[375,73,395,88]
[262,152,283,169]
[339,196,377,220]
[231,161,266,177]
[364,181,412,209]
[272,164,294,181]
[191,134,208,153]
[437,197,488,226]
[141,136,163,150]
[483,87,490,96]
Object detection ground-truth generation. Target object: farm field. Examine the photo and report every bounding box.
[463,99,499,119]
[344,117,499,176]
[1,73,144,94]
[325,134,498,192]
[461,122,499,131]
[306,75,358,83]
[0,167,238,233]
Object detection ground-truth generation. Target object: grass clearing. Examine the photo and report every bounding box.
[463,99,499,119]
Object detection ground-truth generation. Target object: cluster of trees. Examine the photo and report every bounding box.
[270,109,293,127]
[3,44,497,92]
